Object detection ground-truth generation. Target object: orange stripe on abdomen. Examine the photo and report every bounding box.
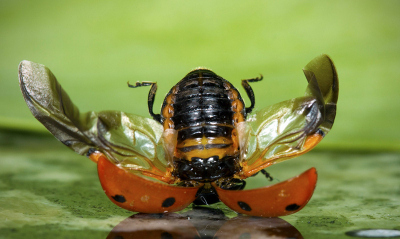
[175,136,237,161]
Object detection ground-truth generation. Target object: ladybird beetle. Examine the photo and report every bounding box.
[19,54,338,217]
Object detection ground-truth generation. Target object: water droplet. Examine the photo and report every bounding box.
[346,229,400,238]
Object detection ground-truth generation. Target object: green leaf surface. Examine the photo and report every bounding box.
[0,132,399,238]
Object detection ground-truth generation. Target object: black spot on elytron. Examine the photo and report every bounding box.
[238,201,251,211]
[286,203,301,211]
[161,231,173,239]
[111,195,126,203]
[162,197,176,207]
[112,236,124,239]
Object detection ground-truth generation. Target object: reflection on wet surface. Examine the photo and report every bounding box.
[107,207,303,239]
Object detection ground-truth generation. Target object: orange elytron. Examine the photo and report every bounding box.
[19,54,338,217]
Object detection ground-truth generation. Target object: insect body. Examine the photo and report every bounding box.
[137,69,260,182]
[165,70,244,182]
[19,54,338,217]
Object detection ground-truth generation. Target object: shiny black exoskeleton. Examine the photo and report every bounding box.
[129,68,262,182]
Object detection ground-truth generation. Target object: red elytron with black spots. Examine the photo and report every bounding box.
[19,54,338,217]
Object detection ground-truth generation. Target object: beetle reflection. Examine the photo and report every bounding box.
[107,207,303,239]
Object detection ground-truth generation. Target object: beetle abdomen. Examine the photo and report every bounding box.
[161,69,245,181]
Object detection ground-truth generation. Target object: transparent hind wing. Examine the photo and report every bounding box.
[303,54,338,133]
[19,60,170,179]
[94,111,170,178]
[239,54,338,178]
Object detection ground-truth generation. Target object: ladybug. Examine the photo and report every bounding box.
[19,54,338,217]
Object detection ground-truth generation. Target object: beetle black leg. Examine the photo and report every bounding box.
[219,178,246,190]
[231,179,246,190]
[241,75,263,115]
[260,169,274,181]
[127,81,161,123]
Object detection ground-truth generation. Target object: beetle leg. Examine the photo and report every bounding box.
[218,178,247,190]
[128,81,161,123]
[127,81,155,87]
[260,169,274,181]
[241,75,263,115]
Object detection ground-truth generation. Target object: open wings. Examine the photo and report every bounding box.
[239,54,338,178]
[19,54,338,180]
[18,61,168,176]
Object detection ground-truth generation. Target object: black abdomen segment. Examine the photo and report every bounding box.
[177,125,233,142]
[161,69,245,142]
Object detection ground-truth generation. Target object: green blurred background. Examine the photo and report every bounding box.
[1,1,399,238]
[1,0,399,151]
